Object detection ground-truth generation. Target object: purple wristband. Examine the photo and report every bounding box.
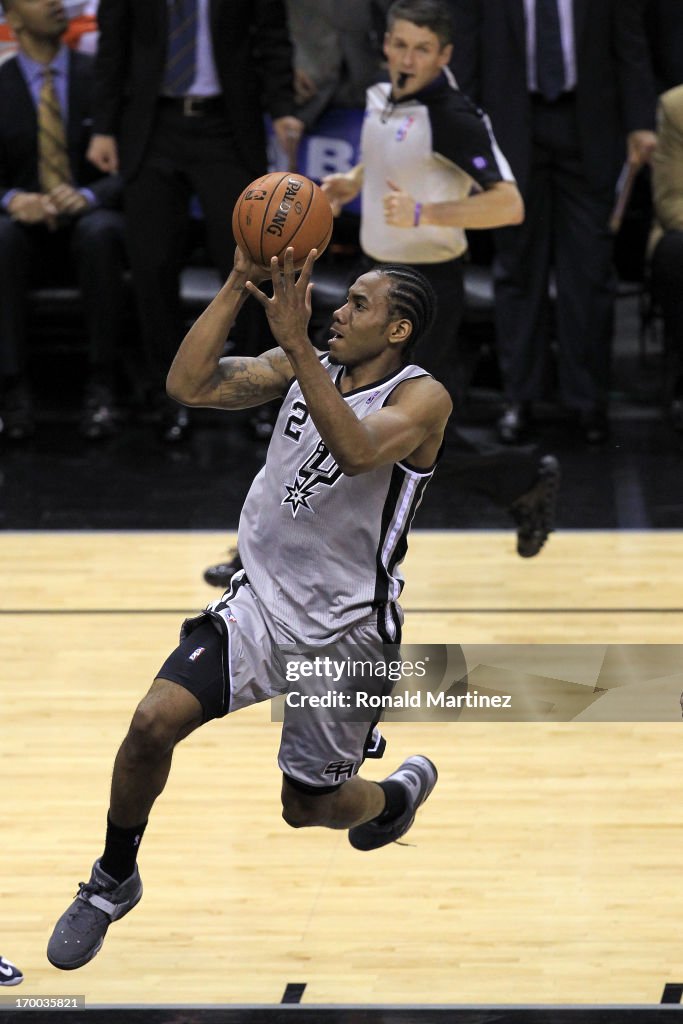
[413,202,422,227]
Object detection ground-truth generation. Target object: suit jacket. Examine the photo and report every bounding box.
[452,0,656,190]
[0,49,122,209]
[650,84,683,253]
[644,0,683,93]
[93,0,297,180]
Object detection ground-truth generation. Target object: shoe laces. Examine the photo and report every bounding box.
[76,880,100,900]
[65,882,110,930]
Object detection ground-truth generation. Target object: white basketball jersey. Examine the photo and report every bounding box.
[238,357,439,645]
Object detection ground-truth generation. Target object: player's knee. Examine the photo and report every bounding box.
[281,790,330,829]
[124,705,177,762]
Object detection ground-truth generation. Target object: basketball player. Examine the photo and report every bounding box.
[47,246,446,971]
[0,956,23,986]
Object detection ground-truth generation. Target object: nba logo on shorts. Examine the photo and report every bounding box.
[188,646,206,662]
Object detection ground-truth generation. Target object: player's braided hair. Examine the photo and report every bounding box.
[375,264,437,363]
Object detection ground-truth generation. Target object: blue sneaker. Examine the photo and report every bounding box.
[0,957,23,986]
[348,755,438,851]
[47,860,142,971]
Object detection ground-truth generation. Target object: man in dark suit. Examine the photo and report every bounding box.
[452,0,657,444]
[86,0,303,442]
[0,0,126,440]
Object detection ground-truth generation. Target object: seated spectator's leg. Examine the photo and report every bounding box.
[0,217,35,438]
[71,209,128,437]
[650,229,683,416]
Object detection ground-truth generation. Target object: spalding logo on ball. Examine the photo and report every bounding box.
[232,171,333,270]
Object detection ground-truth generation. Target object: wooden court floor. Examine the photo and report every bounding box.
[2,529,683,1007]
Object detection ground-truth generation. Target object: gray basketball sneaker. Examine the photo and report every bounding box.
[47,860,142,970]
[348,755,438,851]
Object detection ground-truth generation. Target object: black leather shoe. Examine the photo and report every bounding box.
[3,383,35,441]
[508,455,561,558]
[497,402,529,444]
[160,403,190,443]
[203,549,243,588]
[579,408,609,445]
[80,383,118,440]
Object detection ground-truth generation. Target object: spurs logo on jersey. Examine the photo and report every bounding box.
[281,439,343,517]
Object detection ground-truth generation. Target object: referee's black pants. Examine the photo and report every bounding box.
[358,253,540,508]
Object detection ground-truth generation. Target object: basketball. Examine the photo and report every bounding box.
[232,172,333,270]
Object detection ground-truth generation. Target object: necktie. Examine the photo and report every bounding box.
[535,0,566,102]
[163,0,198,96]
[37,68,72,192]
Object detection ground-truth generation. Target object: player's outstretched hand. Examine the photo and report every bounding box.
[245,247,316,353]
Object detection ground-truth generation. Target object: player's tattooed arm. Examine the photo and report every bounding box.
[214,347,294,409]
[167,251,292,410]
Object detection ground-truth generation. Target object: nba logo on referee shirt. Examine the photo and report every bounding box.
[395,115,415,142]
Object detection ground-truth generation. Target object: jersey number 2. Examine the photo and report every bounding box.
[283,400,309,441]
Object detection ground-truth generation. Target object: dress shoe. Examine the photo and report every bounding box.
[203,548,243,588]
[80,383,118,440]
[578,407,609,445]
[159,401,190,443]
[497,402,529,445]
[508,455,561,558]
[2,383,35,441]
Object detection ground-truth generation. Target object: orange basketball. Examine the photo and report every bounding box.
[232,172,333,270]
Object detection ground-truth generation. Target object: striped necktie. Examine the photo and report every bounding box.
[163,0,198,96]
[37,68,72,192]
[535,0,566,102]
